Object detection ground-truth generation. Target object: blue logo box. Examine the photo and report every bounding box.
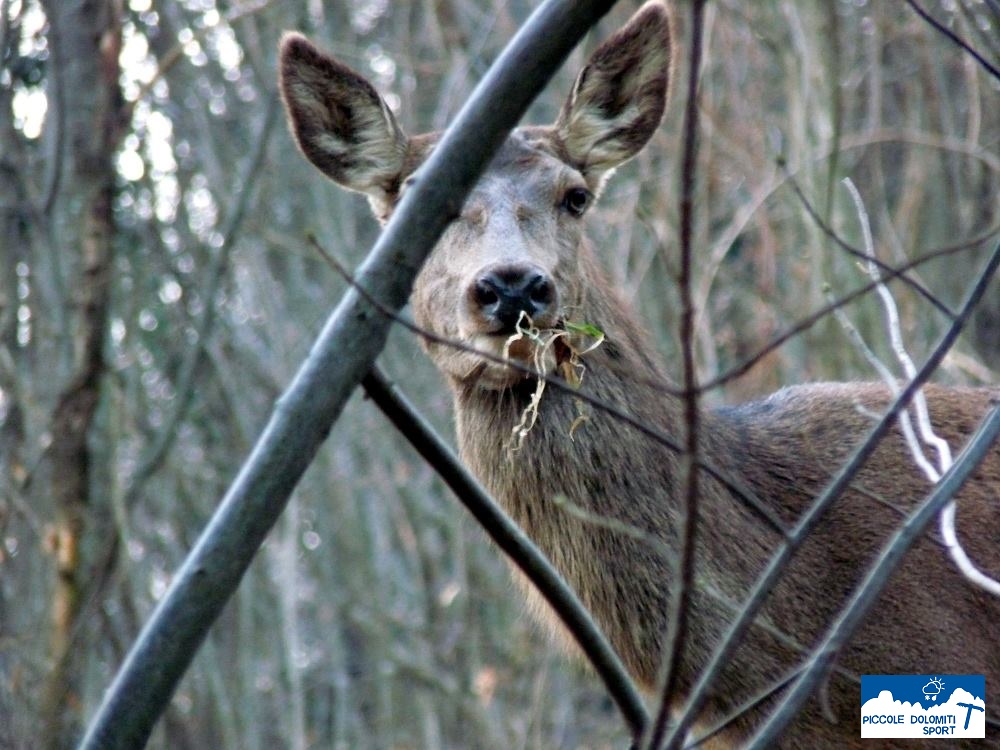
[861,675,986,739]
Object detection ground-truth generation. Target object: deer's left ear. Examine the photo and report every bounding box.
[555,1,671,181]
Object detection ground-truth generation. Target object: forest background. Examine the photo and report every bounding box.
[0,0,997,748]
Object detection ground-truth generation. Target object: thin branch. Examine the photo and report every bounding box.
[49,100,285,734]
[122,0,277,122]
[39,2,64,216]
[783,169,954,318]
[691,128,999,360]
[122,94,280,507]
[360,367,649,738]
[841,180,950,475]
[700,225,999,390]
[78,3,622,747]
[747,400,1000,747]
[322,221,998,604]
[836,129,1000,174]
[684,668,802,749]
[841,179,1000,597]
[831,181,947,489]
[939,487,1000,594]
[661,238,1000,749]
[904,0,1000,82]
[645,1,706,747]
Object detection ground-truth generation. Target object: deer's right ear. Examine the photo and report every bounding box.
[279,32,408,215]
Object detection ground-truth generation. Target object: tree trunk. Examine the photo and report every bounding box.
[37,1,124,746]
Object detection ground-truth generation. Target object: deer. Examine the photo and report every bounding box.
[279,2,1000,746]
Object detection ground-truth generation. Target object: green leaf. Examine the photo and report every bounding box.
[564,321,604,338]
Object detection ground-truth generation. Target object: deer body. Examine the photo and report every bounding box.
[453,248,1000,748]
[280,3,1000,746]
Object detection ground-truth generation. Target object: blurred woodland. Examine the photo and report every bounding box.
[0,0,997,748]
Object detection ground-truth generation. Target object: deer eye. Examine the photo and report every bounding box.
[560,187,591,217]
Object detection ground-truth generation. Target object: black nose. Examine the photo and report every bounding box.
[471,265,556,332]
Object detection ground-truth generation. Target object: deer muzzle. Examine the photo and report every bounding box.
[468,263,558,334]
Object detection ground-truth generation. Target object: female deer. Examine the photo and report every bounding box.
[279,3,999,745]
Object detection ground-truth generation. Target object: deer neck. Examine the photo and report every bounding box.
[447,258,773,688]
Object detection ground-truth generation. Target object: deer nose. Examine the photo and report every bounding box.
[471,265,557,333]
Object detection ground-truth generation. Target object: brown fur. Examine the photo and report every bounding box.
[280,3,1000,746]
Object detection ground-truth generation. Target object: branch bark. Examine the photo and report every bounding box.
[78,2,620,747]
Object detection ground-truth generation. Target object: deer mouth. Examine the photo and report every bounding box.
[464,326,561,390]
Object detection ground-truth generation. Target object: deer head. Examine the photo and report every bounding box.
[280,2,672,390]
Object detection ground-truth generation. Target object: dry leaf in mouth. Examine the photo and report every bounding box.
[505,315,604,453]
[505,335,536,362]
